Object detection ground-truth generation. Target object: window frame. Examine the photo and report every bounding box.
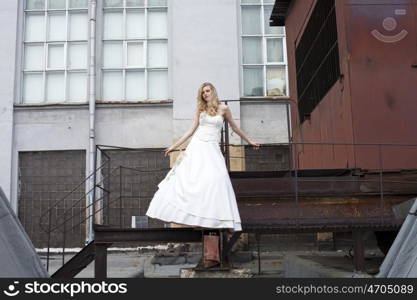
[239,0,289,98]
[100,0,169,101]
[21,0,89,104]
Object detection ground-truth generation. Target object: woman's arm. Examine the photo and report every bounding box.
[164,109,201,156]
[223,106,260,149]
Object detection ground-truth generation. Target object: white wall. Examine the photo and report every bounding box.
[170,0,241,141]
[11,104,172,207]
[241,101,290,144]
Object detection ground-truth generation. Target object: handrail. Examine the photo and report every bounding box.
[38,159,110,232]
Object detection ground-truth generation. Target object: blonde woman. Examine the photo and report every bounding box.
[146,82,260,265]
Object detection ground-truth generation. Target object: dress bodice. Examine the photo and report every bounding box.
[193,111,224,142]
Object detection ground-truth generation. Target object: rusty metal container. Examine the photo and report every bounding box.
[273,0,417,171]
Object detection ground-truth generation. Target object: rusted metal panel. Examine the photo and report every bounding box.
[284,0,356,169]
[346,0,417,170]
[238,196,408,229]
[231,170,417,230]
[232,170,417,197]
[285,0,417,170]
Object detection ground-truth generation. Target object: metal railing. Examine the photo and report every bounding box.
[38,112,417,272]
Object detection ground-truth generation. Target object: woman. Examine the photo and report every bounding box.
[146,82,260,265]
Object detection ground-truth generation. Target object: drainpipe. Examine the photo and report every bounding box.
[86,0,97,244]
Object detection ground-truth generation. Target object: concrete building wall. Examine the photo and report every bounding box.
[11,104,173,205]
[240,100,290,144]
[2,1,290,230]
[171,0,242,142]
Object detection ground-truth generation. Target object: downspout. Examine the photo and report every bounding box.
[86,0,97,243]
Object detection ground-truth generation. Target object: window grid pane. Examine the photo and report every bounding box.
[26,0,45,10]
[148,70,168,100]
[243,67,263,97]
[68,72,87,102]
[24,44,45,70]
[148,9,168,38]
[25,13,46,42]
[69,0,88,9]
[266,38,284,63]
[148,0,168,7]
[126,0,145,7]
[126,10,145,39]
[127,42,145,67]
[47,44,65,69]
[104,11,124,40]
[103,71,124,100]
[23,4,89,103]
[103,42,123,68]
[104,0,123,8]
[23,73,44,103]
[241,1,287,97]
[242,37,262,64]
[126,71,146,100]
[242,6,261,35]
[266,66,286,96]
[102,4,169,101]
[46,71,65,102]
[48,12,67,41]
[68,42,88,69]
[147,41,167,68]
[69,12,88,40]
[48,0,66,10]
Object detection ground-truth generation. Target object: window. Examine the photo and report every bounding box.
[22,0,89,103]
[295,0,340,123]
[101,0,168,101]
[240,0,288,97]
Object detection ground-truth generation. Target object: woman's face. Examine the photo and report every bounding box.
[202,85,213,102]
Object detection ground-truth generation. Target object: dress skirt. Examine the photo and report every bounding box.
[146,131,242,232]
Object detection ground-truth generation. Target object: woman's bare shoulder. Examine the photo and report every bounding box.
[219,103,229,111]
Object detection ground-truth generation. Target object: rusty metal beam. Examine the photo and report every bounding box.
[353,230,366,272]
[231,171,417,198]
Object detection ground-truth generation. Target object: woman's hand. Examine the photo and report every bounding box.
[164,146,175,157]
[249,141,260,150]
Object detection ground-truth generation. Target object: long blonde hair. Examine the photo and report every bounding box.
[197,82,220,116]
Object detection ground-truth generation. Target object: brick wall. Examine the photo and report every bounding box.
[244,145,290,171]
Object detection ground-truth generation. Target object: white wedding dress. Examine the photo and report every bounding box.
[146,111,242,231]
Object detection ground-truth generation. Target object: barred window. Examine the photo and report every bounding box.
[295,0,340,123]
